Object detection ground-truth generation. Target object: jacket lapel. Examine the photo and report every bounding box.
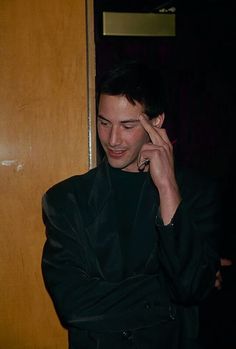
[86,161,124,281]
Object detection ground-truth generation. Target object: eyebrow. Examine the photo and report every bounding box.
[97,115,140,124]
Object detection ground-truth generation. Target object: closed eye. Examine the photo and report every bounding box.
[97,117,111,127]
[100,120,109,126]
[122,124,136,129]
[122,121,139,130]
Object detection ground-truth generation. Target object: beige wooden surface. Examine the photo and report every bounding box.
[0,1,95,347]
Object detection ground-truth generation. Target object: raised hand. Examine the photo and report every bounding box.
[138,114,181,225]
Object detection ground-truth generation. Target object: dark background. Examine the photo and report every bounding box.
[94,1,236,347]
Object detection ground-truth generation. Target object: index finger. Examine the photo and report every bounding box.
[139,114,165,145]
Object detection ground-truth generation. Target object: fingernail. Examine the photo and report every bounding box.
[138,159,150,170]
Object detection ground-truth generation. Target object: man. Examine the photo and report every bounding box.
[41,60,221,348]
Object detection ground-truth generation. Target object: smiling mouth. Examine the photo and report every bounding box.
[108,149,126,158]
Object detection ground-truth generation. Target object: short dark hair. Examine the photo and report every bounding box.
[97,60,167,119]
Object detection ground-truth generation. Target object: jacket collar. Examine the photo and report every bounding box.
[88,159,113,214]
[88,159,159,214]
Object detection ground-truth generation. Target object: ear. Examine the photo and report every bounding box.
[151,113,165,128]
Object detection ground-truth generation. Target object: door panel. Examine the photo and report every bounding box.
[0,1,94,347]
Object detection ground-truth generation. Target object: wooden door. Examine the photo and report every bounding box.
[0,1,95,347]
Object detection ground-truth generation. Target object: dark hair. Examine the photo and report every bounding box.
[97,60,167,119]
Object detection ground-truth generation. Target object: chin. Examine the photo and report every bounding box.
[107,158,125,169]
[108,159,138,172]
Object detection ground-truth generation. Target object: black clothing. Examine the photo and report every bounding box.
[41,160,221,348]
[109,166,149,276]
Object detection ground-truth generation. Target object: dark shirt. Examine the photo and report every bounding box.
[109,165,150,276]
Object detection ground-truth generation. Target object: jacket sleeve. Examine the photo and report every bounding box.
[156,177,221,305]
[41,193,173,332]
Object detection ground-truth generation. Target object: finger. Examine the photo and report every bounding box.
[214,279,222,290]
[138,158,150,171]
[216,270,222,282]
[137,143,156,171]
[139,114,165,145]
[138,143,166,167]
[156,128,172,146]
[139,114,172,148]
[214,270,223,290]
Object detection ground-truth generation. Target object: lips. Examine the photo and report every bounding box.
[107,149,126,158]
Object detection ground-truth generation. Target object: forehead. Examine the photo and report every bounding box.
[98,94,143,120]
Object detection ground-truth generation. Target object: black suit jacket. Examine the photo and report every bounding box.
[41,160,221,349]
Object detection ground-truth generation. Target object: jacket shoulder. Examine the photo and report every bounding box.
[42,167,98,209]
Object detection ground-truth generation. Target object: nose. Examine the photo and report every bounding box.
[109,126,121,147]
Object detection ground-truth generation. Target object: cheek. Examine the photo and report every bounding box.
[97,126,107,142]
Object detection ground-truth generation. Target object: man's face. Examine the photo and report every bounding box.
[97,94,150,172]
